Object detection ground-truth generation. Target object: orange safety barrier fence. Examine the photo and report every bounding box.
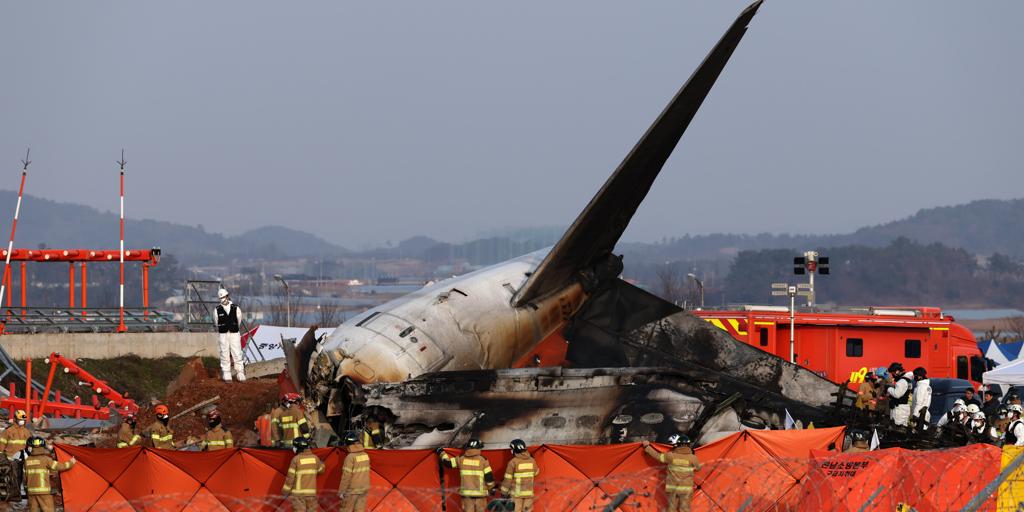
[54,427,1006,511]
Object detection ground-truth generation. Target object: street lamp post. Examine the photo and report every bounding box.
[686,273,705,309]
[274,274,291,328]
[772,282,812,364]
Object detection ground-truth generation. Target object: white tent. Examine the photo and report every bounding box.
[982,356,1024,386]
[984,341,1011,367]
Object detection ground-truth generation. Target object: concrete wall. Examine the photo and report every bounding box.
[0,332,219,360]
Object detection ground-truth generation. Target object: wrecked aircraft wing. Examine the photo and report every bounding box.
[565,279,853,425]
[358,367,751,449]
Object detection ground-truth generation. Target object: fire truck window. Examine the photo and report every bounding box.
[957,356,968,380]
[759,328,769,347]
[971,356,985,383]
[846,338,863,357]
[904,339,921,358]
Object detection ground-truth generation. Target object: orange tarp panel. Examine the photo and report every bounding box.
[55,429,1000,512]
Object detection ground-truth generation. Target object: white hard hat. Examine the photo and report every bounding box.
[966,404,981,414]
[217,288,229,299]
[972,411,986,420]
[953,399,966,407]
[952,404,967,413]
[1011,404,1024,414]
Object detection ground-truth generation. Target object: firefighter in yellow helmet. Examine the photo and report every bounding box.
[643,433,701,512]
[281,436,324,512]
[116,413,141,448]
[338,431,371,512]
[438,438,495,512]
[200,410,234,451]
[144,405,177,449]
[500,439,539,512]
[23,436,76,512]
[1,410,31,459]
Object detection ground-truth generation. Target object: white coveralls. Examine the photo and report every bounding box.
[912,378,932,426]
[215,302,246,381]
[888,376,913,426]
[1011,420,1024,446]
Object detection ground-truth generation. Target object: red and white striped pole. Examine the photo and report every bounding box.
[117,150,127,333]
[0,150,30,334]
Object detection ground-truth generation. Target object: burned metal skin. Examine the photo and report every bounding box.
[356,367,721,449]
[304,1,768,435]
[306,249,589,408]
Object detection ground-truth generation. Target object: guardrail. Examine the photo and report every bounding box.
[0,307,177,334]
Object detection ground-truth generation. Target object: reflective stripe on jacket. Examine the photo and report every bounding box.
[442,449,494,497]
[272,405,309,442]
[145,421,175,449]
[24,451,74,495]
[501,453,539,498]
[116,423,141,448]
[0,424,30,457]
[202,425,234,451]
[282,453,325,496]
[644,445,700,493]
[339,445,372,495]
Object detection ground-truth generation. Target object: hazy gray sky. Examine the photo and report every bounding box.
[1,2,1021,249]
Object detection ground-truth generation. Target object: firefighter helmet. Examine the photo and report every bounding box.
[282,392,301,404]
[851,430,868,442]
[510,439,527,453]
[912,367,927,379]
[466,438,484,450]
[292,436,310,451]
[13,410,27,421]
[154,404,170,417]
[887,362,904,374]
[966,404,981,415]
[343,431,359,446]
[668,433,691,447]
[27,436,45,449]
[207,409,221,420]
[124,413,136,423]
[972,411,986,421]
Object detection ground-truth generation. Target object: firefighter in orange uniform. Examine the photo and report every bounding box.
[338,432,371,512]
[200,410,234,451]
[500,439,539,512]
[643,434,701,512]
[116,413,141,448]
[281,436,324,511]
[438,438,495,512]
[23,436,76,512]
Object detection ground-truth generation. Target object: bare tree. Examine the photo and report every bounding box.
[655,264,688,307]
[1005,316,1024,342]
[316,300,343,327]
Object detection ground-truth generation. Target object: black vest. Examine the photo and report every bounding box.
[216,304,239,333]
[894,376,914,405]
[1008,420,1022,446]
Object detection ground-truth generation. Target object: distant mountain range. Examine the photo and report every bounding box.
[0,191,1020,264]
[0,191,347,262]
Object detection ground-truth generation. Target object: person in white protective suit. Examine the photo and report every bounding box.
[1006,405,1024,446]
[214,288,246,382]
[910,367,932,429]
[886,362,914,427]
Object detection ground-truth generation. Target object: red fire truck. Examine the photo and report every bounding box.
[693,306,985,388]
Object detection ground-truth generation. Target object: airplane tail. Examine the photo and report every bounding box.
[513,0,763,307]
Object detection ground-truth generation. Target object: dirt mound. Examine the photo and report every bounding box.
[102,378,280,448]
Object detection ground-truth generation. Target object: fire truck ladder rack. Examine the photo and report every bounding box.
[0,352,138,421]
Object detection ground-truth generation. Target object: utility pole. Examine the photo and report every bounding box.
[772,282,812,364]
[274,274,291,327]
[686,273,704,309]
